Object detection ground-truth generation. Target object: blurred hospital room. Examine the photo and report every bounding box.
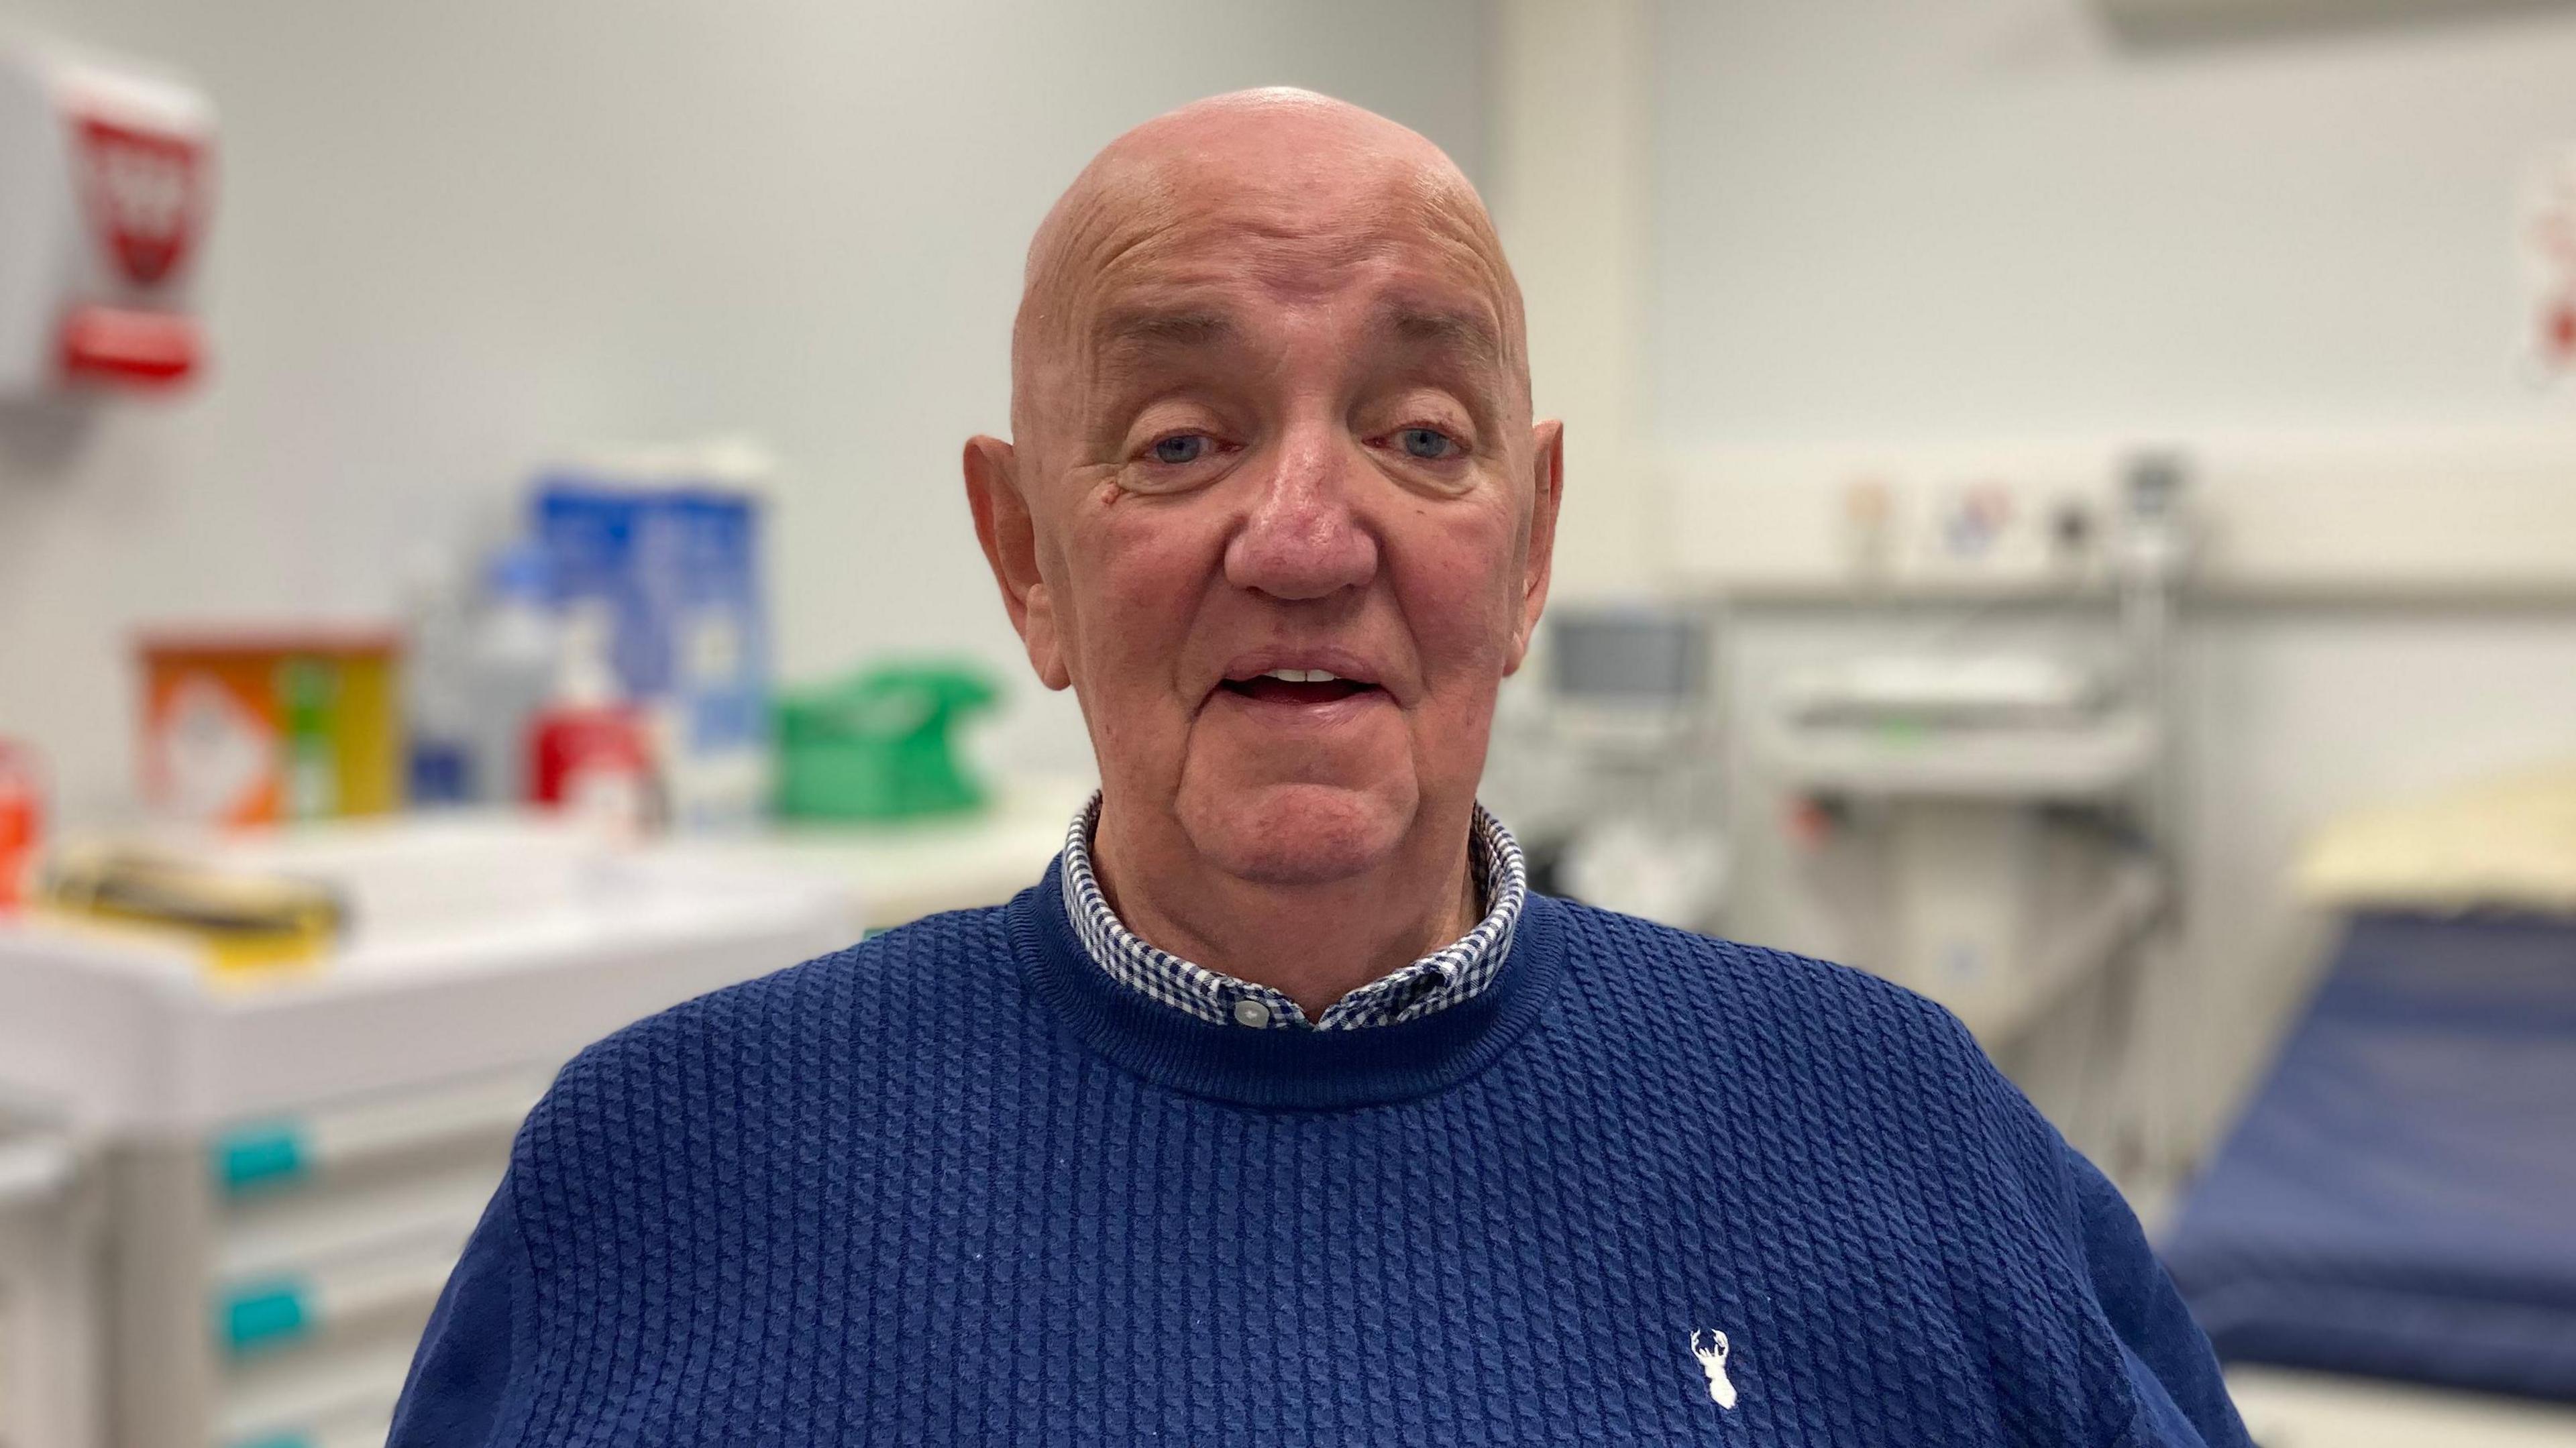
[3,1,2575,1444]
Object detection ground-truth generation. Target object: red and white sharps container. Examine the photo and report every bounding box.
[0,38,215,396]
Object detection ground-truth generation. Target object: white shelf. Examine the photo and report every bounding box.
[1664,431,2576,604]
[1760,712,2158,801]
[215,1338,410,1448]
[217,1164,498,1284]
[209,1071,542,1199]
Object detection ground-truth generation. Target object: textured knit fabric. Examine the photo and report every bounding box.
[390,866,2249,1447]
[1060,791,1527,1029]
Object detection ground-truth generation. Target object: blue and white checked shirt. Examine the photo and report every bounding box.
[1059,792,1527,1030]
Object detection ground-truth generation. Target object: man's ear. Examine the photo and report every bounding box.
[962,435,1071,690]
[1503,419,1565,676]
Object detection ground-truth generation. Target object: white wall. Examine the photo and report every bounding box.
[0,0,1491,818]
[1652,0,2576,445]
[1485,0,1658,601]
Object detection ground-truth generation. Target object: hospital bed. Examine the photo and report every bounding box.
[2160,765,2576,1441]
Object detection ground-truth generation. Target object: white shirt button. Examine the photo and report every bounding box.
[1231,998,1272,1029]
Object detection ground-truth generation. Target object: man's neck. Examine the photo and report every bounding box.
[1089,797,1481,1021]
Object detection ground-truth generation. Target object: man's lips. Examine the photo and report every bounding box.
[1207,650,1393,712]
[1220,674,1379,706]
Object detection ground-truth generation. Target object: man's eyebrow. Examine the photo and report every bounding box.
[1377,303,1504,370]
[1093,307,1237,356]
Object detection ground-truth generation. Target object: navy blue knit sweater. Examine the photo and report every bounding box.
[391,867,2247,1446]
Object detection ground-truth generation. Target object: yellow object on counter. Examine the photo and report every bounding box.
[2295,761,2576,915]
[38,843,343,972]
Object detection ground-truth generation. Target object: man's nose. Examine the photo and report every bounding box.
[1222,426,1379,602]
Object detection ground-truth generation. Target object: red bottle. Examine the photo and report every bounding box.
[527,606,655,832]
[0,739,44,910]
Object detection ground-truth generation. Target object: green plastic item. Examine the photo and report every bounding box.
[773,662,1001,821]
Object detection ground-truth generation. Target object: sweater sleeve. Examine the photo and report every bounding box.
[388,1168,534,1447]
[2057,1144,2251,1448]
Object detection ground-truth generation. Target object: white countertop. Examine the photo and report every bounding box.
[0,778,1095,1131]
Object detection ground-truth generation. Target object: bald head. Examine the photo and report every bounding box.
[1009,88,1526,451]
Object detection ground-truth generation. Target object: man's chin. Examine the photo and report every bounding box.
[1176,779,1413,887]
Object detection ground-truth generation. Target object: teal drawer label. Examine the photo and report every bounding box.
[213,1126,306,1192]
[233,1435,313,1448]
[221,1282,309,1352]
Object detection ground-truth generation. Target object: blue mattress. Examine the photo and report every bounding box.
[2162,912,2576,1402]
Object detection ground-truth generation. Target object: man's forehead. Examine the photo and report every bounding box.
[1067,161,1507,330]
[1010,89,1527,438]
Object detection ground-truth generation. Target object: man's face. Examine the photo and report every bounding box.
[975,133,1560,887]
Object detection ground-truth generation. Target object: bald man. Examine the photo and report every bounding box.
[391,91,2248,1447]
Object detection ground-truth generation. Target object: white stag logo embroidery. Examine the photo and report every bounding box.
[1690,1328,1738,1410]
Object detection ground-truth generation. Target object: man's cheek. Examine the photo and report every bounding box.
[1067,524,1193,657]
[1405,528,1524,665]
[1416,494,1520,581]
[1095,504,1222,590]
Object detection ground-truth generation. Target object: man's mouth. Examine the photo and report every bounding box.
[1217,667,1383,707]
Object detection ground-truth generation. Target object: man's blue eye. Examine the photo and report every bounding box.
[1150,435,1210,465]
[1399,428,1457,460]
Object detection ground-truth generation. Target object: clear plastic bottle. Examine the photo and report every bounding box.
[465,543,561,807]
[399,546,479,804]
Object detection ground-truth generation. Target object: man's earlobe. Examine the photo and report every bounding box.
[1021,583,1071,691]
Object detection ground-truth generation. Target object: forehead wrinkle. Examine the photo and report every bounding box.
[1086,198,1399,306]
[1082,197,1507,357]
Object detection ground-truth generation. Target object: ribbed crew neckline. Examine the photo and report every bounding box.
[1011,858,1566,1111]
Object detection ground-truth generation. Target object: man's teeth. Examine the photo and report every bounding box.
[1261,669,1342,683]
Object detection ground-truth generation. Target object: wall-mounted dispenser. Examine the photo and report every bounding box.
[0,38,215,396]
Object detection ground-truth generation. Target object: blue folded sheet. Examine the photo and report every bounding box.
[2163,913,2576,1402]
